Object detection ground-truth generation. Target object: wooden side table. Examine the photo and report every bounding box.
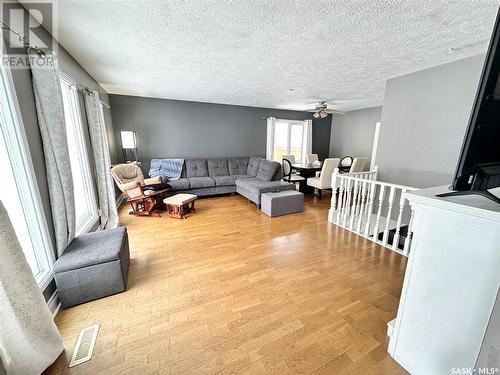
[163,194,197,219]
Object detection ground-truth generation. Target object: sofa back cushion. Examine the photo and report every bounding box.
[185,159,209,177]
[207,159,229,176]
[228,158,249,175]
[247,157,263,176]
[256,160,281,181]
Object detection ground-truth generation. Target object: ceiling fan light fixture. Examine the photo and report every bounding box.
[313,111,320,118]
[320,111,328,118]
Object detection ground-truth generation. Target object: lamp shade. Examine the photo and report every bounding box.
[120,131,136,149]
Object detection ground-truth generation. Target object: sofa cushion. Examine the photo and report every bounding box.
[188,176,216,188]
[207,159,229,176]
[185,159,209,177]
[256,160,281,181]
[168,178,190,191]
[247,157,263,176]
[228,158,249,175]
[212,175,236,186]
[233,174,254,179]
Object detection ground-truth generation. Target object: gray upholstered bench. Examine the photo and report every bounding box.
[261,190,304,217]
[54,227,130,308]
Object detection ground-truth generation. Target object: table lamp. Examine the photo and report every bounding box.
[120,130,138,163]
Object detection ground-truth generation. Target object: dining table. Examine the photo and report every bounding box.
[291,161,323,193]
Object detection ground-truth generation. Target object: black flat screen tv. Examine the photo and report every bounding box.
[441,7,500,204]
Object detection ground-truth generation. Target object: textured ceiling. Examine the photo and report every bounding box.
[53,0,499,111]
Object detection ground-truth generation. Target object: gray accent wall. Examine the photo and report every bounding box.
[376,54,485,188]
[110,95,332,174]
[329,106,382,167]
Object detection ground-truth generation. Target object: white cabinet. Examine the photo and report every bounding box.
[388,186,500,375]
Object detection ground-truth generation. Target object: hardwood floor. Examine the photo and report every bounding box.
[46,193,408,374]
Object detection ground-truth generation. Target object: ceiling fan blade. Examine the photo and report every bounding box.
[326,109,347,115]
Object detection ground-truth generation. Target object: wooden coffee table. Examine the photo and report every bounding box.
[163,194,197,219]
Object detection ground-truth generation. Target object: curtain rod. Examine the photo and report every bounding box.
[0,20,45,55]
[1,19,111,109]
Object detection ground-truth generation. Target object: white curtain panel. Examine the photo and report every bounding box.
[28,49,75,256]
[302,119,313,163]
[266,117,275,160]
[0,202,63,375]
[84,91,118,229]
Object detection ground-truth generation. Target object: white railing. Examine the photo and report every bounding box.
[328,167,418,256]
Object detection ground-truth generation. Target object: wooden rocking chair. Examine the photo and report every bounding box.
[111,163,169,217]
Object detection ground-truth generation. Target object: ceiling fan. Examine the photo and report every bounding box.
[307,101,346,118]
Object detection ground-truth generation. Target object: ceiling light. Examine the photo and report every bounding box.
[313,111,320,118]
[320,111,328,118]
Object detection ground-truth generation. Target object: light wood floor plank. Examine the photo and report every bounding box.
[45,193,407,374]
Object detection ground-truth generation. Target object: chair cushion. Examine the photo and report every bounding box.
[212,175,236,186]
[169,178,190,191]
[188,177,216,188]
[185,159,209,177]
[207,159,229,176]
[54,227,127,273]
[256,160,280,181]
[307,176,325,189]
[228,158,249,175]
[247,157,263,176]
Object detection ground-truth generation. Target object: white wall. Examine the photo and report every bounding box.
[376,54,485,188]
[329,106,382,167]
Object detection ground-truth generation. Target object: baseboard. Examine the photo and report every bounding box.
[47,290,61,317]
[116,193,125,207]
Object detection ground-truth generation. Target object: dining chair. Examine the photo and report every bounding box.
[339,156,353,171]
[306,154,318,164]
[282,158,305,190]
[306,158,340,199]
[349,157,368,173]
[282,154,295,164]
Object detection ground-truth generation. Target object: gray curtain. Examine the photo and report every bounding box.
[84,91,118,228]
[28,49,75,256]
[0,202,64,375]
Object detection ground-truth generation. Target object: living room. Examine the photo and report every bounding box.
[1,1,499,375]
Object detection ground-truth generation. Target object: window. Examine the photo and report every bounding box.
[0,63,54,288]
[60,75,98,235]
[272,119,307,162]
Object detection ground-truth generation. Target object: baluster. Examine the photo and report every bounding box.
[403,206,415,256]
[372,185,386,242]
[331,168,339,210]
[342,179,352,227]
[392,189,407,252]
[364,181,377,238]
[349,179,360,229]
[382,186,396,246]
[336,177,345,225]
[356,180,368,234]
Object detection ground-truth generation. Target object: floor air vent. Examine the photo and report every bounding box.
[69,324,100,368]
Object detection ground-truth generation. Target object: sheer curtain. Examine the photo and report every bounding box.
[28,49,75,256]
[302,119,313,163]
[84,90,118,229]
[0,201,63,375]
[266,117,276,160]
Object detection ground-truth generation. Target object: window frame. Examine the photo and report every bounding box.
[59,72,99,236]
[0,61,55,290]
[273,118,306,162]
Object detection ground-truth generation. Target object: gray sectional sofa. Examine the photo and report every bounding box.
[164,157,294,205]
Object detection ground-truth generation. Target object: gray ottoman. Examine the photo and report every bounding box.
[54,227,130,308]
[261,190,304,217]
